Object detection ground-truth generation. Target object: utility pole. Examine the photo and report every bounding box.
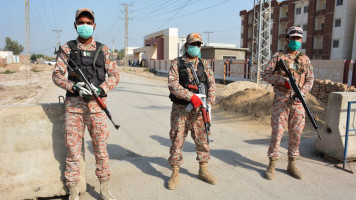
[251,0,271,83]
[178,37,186,57]
[120,3,132,67]
[25,0,31,82]
[113,37,115,51]
[204,31,214,46]
[52,30,62,47]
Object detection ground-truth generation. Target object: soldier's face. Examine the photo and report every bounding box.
[74,15,96,30]
[287,36,302,43]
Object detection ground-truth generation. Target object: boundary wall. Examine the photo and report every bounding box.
[0,103,86,199]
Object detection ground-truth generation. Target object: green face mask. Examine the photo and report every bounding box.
[76,24,94,39]
[187,45,200,57]
[288,40,301,51]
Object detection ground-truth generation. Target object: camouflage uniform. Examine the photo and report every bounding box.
[52,38,120,185]
[263,50,314,158]
[168,56,216,166]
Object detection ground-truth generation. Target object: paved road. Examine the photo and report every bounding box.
[38,72,356,200]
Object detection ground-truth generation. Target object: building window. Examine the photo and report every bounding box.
[296,8,301,15]
[321,23,324,29]
[302,43,306,49]
[223,56,236,60]
[304,6,309,13]
[335,19,341,27]
[336,0,343,6]
[303,25,307,31]
[333,40,339,48]
[286,12,288,16]
[271,13,274,20]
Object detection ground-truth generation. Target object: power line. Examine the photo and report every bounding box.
[31,0,52,43]
[32,46,56,53]
[49,0,58,29]
[154,0,192,32]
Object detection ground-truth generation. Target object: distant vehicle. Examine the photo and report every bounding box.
[48,60,56,66]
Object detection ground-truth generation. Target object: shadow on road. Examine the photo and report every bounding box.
[118,81,167,88]
[150,135,274,178]
[115,88,168,98]
[86,183,100,200]
[86,141,196,192]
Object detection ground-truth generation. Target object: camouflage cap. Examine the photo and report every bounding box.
[186,32,203,44]
[75,8,95,21]
[287,26,303,38]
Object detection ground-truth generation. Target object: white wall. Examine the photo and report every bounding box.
[0,51,13,64]
[331,0,356,59]
[164,28,178,60]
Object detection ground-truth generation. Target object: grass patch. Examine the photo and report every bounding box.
[32,69,41,72]
[0,69,16,74]
[143,68,150,72]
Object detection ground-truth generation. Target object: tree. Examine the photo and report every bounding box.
[117,49,125,60]
[3,37,24,55]
[31,53,45,61]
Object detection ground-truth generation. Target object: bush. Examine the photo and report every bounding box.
[1,69,15,74]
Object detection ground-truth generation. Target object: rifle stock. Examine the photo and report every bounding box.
[54,46,120,130]
[277,59,322,140]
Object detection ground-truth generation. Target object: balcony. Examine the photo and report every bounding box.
[313,49,322,54]
[314,29,324,35]
[315,9,325,16]
[280,17,288,23]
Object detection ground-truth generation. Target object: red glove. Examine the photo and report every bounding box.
[284,79,291,90]
[191,94,202,108]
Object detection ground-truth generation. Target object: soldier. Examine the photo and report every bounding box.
[167,32,217,189]
[52,8,119,200]
[263,27,314,180]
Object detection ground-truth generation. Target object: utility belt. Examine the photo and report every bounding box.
[66,91,107,97]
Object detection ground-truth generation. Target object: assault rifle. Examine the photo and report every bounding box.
[185,62,211,144]
[277,59,322,140]
[54,46,120,130]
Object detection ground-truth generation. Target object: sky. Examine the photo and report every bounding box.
[0,0,254,56]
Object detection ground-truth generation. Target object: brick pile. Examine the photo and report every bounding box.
[311,79,356,103]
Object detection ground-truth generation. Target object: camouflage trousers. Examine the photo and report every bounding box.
[65,111,110,185]
[268,98,305,158]
[168,103,210,166]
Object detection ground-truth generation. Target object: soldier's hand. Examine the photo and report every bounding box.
[73,82,92,97]
[87,83,104,96]
[191,94,203,108]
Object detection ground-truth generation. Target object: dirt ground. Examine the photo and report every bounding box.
[0,63,54,105]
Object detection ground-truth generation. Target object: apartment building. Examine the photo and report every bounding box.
[240,0,356,60]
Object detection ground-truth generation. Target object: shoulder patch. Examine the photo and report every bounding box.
[109,53,116,61]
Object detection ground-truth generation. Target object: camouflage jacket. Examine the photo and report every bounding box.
[52,38,120,113]
[263,50,314,97]
[168,55,216,106]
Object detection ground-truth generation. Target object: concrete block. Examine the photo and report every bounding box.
[314,92,356,160]
[0,103,86,199]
